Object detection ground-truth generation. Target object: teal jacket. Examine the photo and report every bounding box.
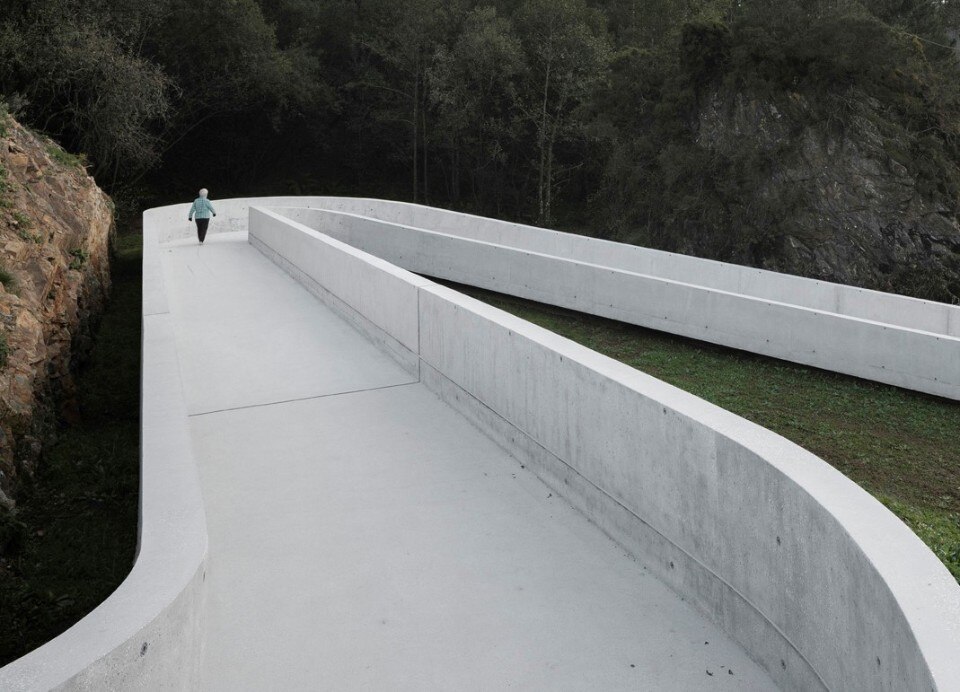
[189,197,217,220]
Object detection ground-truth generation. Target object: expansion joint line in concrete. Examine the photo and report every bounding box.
[432,369,830,691]
[187,380,419,418]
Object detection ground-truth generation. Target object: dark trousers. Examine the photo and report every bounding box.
[196,218,210,243]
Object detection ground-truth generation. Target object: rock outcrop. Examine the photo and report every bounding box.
[689,88,960,301]
[0,117,113,510]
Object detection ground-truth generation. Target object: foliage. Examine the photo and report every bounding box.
[1,0,960,279]
[44,142,86,171]
[0,163,9,205]
[0,0,171,185]
[68,248,89,271]
[514,0,611,224]
[590,0,960,273]
[427,6,525,211]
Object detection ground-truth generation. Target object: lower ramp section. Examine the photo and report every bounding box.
[160,236,775,690]
[193,383,775,691]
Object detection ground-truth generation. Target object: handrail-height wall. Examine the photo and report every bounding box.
[0,216,209,691]
[249,205,960,692]
[281,203,960,401]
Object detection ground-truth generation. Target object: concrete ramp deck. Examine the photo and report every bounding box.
[161,231,775,690]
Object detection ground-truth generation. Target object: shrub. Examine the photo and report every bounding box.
[0,264,16,290]
[68,247,89,270]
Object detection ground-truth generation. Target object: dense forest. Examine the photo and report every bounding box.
[2,0,960,299]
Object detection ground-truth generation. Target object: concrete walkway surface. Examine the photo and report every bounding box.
[160,232,777,690]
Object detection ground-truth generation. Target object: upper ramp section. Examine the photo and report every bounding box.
[147,197,960,399]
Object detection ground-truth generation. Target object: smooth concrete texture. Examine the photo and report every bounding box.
[284,198,960,338]
[160,233,415,415]
[195,381,774,691]
[248,206,430,363]
[249,207,960,692]
[0,224,209,690]
[179,232,774,689]
[281,204,960,400]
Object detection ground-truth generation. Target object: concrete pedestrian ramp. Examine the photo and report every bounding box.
[1,199,958,691]
[181,234,775,690]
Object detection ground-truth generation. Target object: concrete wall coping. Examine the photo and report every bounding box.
[276,206,960,341]
[244,197,957,337]
[138,190,959,337]
[434,282,960,688]
[272,203,959,399]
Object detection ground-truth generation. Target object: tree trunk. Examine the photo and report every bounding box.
[545,137,554,226]
[537,62,552,224]
[412,56,420,203]
[422,95,429,204]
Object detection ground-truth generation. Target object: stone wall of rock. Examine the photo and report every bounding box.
[690,89,960,302]
[0,117,113,510]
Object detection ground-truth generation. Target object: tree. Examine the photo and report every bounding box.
[351,0,466,203]
[0,0,171,184]
[514,0,611,224]
[428,6,525,210]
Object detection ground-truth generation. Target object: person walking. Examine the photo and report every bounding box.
[188,188,217,244]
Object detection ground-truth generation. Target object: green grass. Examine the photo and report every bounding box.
[444,281,960,583]
[44,143,86,171]
[68,247,89,271]
[0,231,142,665]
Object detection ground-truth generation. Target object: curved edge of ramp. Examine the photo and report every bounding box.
[0,222,209,691]
[248,204,960,692]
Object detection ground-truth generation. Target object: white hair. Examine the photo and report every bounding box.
[199,188,209,198]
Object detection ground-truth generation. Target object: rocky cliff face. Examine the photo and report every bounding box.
[690,88,960,302]
[0,117,113,510]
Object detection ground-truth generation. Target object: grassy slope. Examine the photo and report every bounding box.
[443,281,960,583]
[0,232,141,666]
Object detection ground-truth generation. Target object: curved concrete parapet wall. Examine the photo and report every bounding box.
[0,220,208,690]
[143,197,960,399]
[250,205,960,692]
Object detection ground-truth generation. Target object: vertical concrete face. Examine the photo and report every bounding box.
[247,206,960,692]
[249,207,428,358]
[413,284,960,692]
[275,202,960,400]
